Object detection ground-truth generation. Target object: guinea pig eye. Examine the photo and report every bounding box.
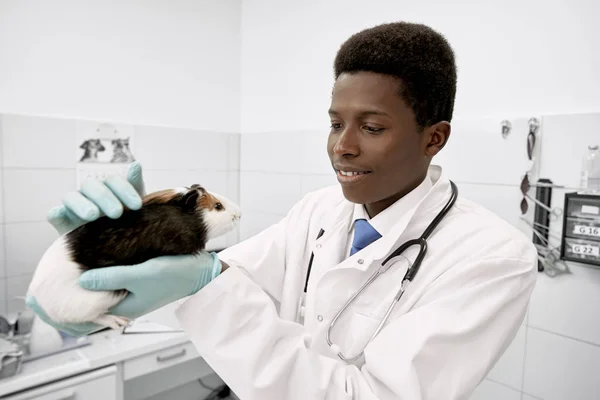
[215,202,223,210]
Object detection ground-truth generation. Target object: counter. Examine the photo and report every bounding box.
[0,301,227,399]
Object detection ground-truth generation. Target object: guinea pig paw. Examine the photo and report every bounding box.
[93,314,130,330]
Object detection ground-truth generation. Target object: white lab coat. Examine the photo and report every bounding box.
[175,165,538,400]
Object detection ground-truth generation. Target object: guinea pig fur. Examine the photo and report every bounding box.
[27,184,241,330]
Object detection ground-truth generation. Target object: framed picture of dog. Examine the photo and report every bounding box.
[75,121,138,188]
[76,122,137,164]
[78,137,135,164]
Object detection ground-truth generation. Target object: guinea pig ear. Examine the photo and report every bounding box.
[179,189,200,212]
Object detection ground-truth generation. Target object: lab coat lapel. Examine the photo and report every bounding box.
[321,165,452,273]
[367,166,452,264]
[310,199,354,273]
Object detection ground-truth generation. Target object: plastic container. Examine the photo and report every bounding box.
[580,145,600,193]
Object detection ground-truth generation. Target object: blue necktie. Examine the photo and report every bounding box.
[350,219,382,256]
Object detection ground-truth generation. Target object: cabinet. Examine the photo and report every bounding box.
[123,342,215,400]
[3,366,117,400]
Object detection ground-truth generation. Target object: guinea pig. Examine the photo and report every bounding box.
[27,184,241,331]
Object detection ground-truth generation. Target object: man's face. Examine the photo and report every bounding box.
[327,71,449,217]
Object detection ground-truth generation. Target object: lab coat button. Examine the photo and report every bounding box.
[317,315,323,322]
[316,244,322,249]
[357,259,364,264]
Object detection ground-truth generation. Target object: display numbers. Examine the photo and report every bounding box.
[573,225,600,237]
[571,244,600,257]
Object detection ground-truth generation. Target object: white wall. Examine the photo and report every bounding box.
[239,2,600,400]
[0,0,241,132]
[240,0,600,133]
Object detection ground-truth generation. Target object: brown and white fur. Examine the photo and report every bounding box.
[27,184,241,330]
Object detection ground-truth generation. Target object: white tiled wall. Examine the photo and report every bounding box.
[239,112,600,400]
[0,113,241,318]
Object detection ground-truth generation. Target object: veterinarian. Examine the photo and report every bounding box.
[27,22,538,400]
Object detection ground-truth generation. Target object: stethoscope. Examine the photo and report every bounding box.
[299,181,458,363]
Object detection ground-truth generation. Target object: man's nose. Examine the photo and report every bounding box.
[333,128,360,157]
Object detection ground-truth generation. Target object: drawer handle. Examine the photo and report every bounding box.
[156,348,187,362]
[47,389,76,400]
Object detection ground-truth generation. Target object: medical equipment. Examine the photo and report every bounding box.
[560,192,600,267]
[301,181,458,363]
[580,144,600,193]
[520,175,562,220]
[520,215,571,277]
[538,247,570,277]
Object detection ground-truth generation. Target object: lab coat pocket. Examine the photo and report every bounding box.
[351,254,413,320]
[325,256,414,361]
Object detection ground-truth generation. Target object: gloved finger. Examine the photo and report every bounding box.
[61,191,101,221]
[47,206,90,235]
[47,206,73,234]
[80,179,124,219]
[104,174,143,211]
[108,293,158,320]
[126,161,146,197]
[64,207,89,229]
[78,265,141,291]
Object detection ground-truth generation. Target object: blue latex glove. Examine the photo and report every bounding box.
[47,161,146,235]
[78,251,222,318]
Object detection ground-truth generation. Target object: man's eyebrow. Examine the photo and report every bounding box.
[328,109,391,118]
[358,110,391,118]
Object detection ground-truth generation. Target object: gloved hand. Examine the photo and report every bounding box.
[78,251,222,318]
[26,251,222,337]
[47,161,146,235]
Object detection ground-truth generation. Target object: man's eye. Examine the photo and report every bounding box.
[330,123,342,130]
[364,126,384,133]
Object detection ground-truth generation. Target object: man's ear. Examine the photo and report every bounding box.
[425,121,451,157]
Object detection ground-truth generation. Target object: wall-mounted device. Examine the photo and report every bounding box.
[560,192,600,267]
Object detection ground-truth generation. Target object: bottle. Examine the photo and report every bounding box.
[580,145,600,193]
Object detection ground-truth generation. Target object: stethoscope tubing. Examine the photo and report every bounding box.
[322,181,459,363]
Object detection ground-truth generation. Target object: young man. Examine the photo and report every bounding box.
[28,22,537,399]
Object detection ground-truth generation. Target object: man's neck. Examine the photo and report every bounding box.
[364,173,429,218]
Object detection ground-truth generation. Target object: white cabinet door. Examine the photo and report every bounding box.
[4,365,118,400]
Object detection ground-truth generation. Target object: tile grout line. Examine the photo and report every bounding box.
[485,377,522,393]
[2,166,240,172]
[520,314,530,400]
[5,272,33,279]
[0,111,241,135]
[1,114,8,315]
[527,324,600,348]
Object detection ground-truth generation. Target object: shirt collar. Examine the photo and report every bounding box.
[348,175,433,235]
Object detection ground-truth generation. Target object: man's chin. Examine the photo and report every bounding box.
[339,186,371,205]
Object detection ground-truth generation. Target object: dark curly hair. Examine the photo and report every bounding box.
[333,22,457,129]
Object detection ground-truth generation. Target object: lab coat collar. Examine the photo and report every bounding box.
[347,174,433,235]
[314,164,452,272]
